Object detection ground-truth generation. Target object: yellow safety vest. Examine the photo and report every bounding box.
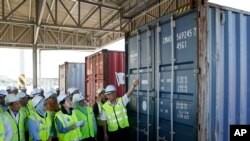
[0,106,3,113]
[27,100,36,114]
[0,115,6,141]
[96,100,103,126]
[102,98,129,132]
[29,112,52,141]
[20,105,30,132]
[20,106,30,117]
[54,110,82,141]
[74,107,96,139]
[5,110,26,141]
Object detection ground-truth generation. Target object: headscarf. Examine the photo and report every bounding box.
[45,97,60,112]
[35,99,46,118]
[73,100,88,115]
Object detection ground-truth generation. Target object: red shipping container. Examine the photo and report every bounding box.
[85,49,125,106]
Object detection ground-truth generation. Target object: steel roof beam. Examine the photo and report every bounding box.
[0,25,10,40]
[6,0,12,12]
[34,0,47,44]
[59,0,78,25]
[42,23,124,33]
[62,1,78,25]
[2,0,4,19]
[29,0,32,20]
[63,33,74,44]
[46,0,55,22]
[0,41,96,49]
[46,1,55,23]
[101,11,120,29]
[78,0,119,11]
[46,31,57,44]
[14,27,30,42]
[80,6,98,26]
[48,30,60,44]
[0,19,35,25]
[4,0,27,20]
[78,0,80,25]
[0,24,8,35]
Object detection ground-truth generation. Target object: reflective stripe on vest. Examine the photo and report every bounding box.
[74,107,96,138]
[29,112,52,140]
[102,98,129,132]
[5,110,26,141]
[55,110,82,141]
[96,101,103,126]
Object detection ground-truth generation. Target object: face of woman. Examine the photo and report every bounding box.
[63,98,73,108]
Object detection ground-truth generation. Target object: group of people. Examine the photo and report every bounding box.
[0,79,139,141]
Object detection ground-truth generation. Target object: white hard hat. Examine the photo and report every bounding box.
[67,87,79,95]
[32,95,44,107]
[72,93,84,103]
[105,85,117,95]
[20,86,27,90]
[30,88,41,97]
[16,92,27,99]
[57,94,68,104]
[6,86,11,90]
[44,91,56,100]
[5,94,19,105]
[97,87,105,95]
[11,86,18,91]
[50,88,56,93]
[0,90,8,96]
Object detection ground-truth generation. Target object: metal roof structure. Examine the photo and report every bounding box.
[0,0,192,50]
[0,0,157,50]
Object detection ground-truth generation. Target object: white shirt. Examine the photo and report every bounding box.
[0,114,13,141]
[9,109,20,124]
[100,94,130,120]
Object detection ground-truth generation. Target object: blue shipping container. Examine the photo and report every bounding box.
[126,3,250,141]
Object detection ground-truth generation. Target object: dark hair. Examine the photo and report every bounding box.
[59,99,66,105]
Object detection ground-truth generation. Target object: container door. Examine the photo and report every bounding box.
[157,11,197,141]
[126,27,155,141]
[126,10,198,141]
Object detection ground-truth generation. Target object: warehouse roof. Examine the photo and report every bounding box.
[0,0,158,50]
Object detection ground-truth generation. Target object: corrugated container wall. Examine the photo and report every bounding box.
[85,49,125,106]
[125,2,250,141]
[59,62,85,96]
[204,6,250,141]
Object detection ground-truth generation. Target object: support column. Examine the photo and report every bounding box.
[33,44,38,88]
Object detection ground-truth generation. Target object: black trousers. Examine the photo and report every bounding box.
[96,125,104,141]
[82,137,96,141]
[108,127,130,141]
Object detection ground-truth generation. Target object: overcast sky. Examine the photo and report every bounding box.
[0,0,249,81]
